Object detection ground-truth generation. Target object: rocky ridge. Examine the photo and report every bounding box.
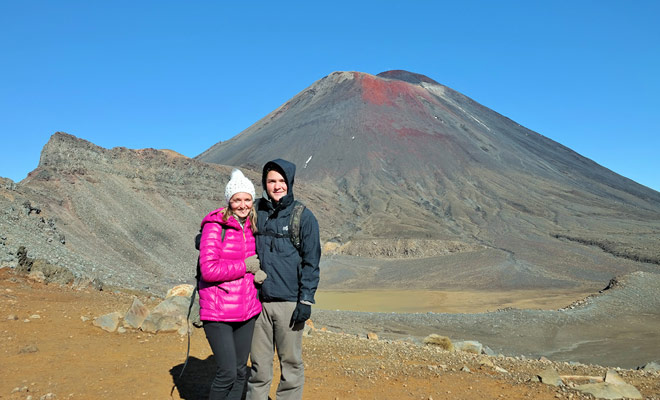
[1,133,243,294]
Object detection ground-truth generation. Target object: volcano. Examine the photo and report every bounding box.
[197,70,660,289]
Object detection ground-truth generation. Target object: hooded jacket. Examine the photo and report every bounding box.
[198,208,262,322]
[256,159,321,303]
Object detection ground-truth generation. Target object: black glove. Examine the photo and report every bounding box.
[290,302,311,327]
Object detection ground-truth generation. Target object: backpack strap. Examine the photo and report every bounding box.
[256,201,306,251]
[289,201,306,250]
[178,283,198,381]
[195,223,226,250]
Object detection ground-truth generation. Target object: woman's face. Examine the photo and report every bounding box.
[229,192,253,219]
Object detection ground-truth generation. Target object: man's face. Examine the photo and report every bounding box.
[266,170,288,203]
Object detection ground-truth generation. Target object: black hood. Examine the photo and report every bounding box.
[262,159,296,205]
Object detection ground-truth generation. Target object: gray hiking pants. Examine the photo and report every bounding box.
[246,301,304,400]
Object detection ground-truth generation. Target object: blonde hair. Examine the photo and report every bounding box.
[222,202,258,233]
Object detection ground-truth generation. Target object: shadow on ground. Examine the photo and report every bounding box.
[169,356,215,399]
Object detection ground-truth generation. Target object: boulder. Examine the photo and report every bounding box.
[31,259,75,285]
[140,295,189,333]
[166,284,194,298]
[482,345,496,356]
[123,297,150,329]
[604,370,627,385]
[19,344,39,354]
[423,334,454,351]
[478,357,495,368]
[93,312,122,332]
[575,382,642,399]
[494,366,509,374]
[537,367,563,387]
[639,361,660,372]
[453,340,483,354]
[27,270,46,283]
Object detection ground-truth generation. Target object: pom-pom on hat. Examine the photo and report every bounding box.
[224,169,256,204]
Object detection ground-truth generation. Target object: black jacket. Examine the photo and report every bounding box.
[255,159,321,303]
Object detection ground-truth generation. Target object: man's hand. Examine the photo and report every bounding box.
[245,255,260,274]
[290,302,311,326]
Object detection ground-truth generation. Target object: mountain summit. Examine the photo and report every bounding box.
[198,70,660,289]
[376,69,440,84]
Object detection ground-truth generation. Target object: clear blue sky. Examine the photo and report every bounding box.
[2,1,659,192]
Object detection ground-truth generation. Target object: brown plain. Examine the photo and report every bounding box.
[3,269,659,400]
[315,288,599,314]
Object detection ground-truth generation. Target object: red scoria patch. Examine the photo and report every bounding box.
[395,127,428,138]
[357,73,448,121]
[359,73,399,106]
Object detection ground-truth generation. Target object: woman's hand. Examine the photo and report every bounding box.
[245,255,260,273]
[245,255,267,284]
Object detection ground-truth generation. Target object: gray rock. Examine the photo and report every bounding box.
[123,297,149,329]
[28,270,46,283]
[604,370,627,385]
[19,344,39,354]
[303,323,312,337]
[537,367,563,387]
[639,361,660,372]
[575,382,642,399]
[494,366,508,374]
[93,311,122,332]
[482,345,496,356]
[453,340,483,354]
[423,334,454,351]
[140,295,189,333]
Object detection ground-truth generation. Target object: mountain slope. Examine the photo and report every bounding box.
[197,70,660,288]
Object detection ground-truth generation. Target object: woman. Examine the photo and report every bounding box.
[198,168,266,400]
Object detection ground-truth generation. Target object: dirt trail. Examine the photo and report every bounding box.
[2,268,659,399]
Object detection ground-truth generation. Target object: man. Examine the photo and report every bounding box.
[247,159,321,400]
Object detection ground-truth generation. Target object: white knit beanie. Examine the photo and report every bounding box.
[224,169,256,204]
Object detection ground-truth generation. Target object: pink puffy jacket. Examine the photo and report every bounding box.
[198,208,262,322]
